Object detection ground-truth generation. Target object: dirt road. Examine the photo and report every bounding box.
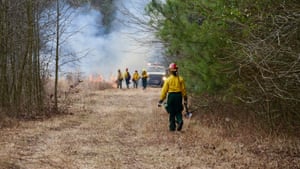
[0,85,299,169]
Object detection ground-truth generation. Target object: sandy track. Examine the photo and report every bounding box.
[0,86,299,169]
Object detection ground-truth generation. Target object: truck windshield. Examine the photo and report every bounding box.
[147,66,165,72]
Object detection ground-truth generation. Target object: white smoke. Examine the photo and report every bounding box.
[62,0,158,80]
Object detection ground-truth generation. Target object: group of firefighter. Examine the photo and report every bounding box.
[116,68,148,90]
[117,63,191,132]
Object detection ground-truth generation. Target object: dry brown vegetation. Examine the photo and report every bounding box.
[0,82,299,169]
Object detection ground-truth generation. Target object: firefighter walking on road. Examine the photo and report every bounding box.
[158,63,188,131]
[124,68,131,89]
[132,70,140,88]
[117,69,123,89]
[141,69,148,90]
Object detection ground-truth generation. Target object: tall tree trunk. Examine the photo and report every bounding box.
[54,0,60,112]
[0,0,10,112]
[26,0,34,116]
[34,2,43,111]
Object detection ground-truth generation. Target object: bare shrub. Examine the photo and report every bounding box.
[231,1,300,133]
[86,81,115,90]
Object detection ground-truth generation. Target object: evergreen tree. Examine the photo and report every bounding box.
[146,0,300,131]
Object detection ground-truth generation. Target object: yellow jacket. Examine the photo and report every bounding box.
[141,70,148,78]
[124,71,130,80]
[132,72,140,81]
[160,74,187,101]
[117,72,123,80]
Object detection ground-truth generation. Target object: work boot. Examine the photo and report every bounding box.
[177,121,183,131]
[169,123,176,131]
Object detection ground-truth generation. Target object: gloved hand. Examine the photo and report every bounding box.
[157,100,163,107]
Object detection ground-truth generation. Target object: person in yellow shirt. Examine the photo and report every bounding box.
[132,70,140,88]
[158,63,187,131]
[116,69,123,89]
[141,69,148,90]
[124,68,131,89]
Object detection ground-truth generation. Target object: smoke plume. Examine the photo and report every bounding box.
[62,0,158,80]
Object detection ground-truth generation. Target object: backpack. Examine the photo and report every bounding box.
[127,72,131,80]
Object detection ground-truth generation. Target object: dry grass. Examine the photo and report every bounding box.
[0,82,299,169]
[190,95,300,168]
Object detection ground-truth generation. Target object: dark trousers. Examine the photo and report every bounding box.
[133,80,138,88]
[142,78,147,89]
[117,80,122,89]
[166,92,183,131]
[125,79,130,88]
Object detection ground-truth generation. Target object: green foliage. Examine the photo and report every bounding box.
[146,0,238,93]
[146,0,300,132]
